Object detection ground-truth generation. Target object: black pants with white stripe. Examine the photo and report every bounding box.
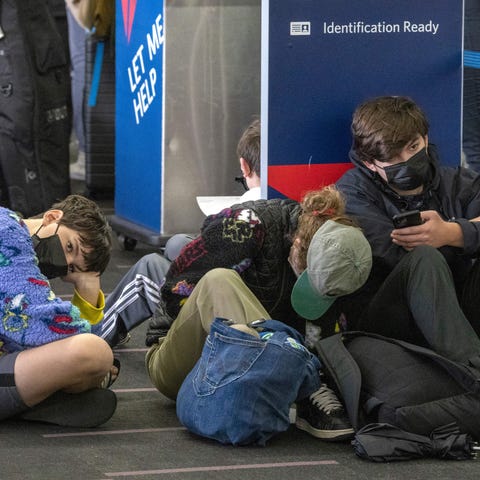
[98,253,171,346]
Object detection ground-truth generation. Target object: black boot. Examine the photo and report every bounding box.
[145,301,173,347]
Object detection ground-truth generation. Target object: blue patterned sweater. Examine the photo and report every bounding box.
[0,207,91,355]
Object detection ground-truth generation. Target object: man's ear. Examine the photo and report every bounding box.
[363,161,377,173]
[42,209,64,225]
[239,157,251,177]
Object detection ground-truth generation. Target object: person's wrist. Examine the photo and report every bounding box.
[447,220,464,247]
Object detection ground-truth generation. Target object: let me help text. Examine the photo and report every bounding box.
[127,14,163,125]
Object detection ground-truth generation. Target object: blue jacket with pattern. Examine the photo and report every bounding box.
[0,207,91,355]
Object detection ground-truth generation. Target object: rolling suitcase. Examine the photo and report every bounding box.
[83,33,115,198]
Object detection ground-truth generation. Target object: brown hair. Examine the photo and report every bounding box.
[51,195,112,273]
[351,96,429,164]
[293,185,356,272]
[236,118,260,176]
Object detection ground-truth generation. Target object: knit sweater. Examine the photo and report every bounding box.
[162,206,265,318]
[0,207,91,355]
[161,198,304,331]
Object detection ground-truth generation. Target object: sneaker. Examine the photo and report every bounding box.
[19,388,117,428]
[295,383,354,441]
[145,327,169,347]
[145,303,173,347]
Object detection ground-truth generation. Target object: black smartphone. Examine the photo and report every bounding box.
[392,210,422,229]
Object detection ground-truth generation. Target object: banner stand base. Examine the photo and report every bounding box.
[108,214,170,250]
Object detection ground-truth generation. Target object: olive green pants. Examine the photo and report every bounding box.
[145,268,269,400]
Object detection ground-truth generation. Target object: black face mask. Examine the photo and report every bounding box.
[380,147,432,191]
[235,175,249,191]
[31,224,69,279]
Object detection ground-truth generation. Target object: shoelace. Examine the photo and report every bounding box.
[309,384,343,414]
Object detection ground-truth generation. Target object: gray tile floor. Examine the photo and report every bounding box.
[1,187,478,479]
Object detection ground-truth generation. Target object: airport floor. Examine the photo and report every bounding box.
[0,183,479,479]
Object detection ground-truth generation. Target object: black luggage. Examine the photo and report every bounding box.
[83,33,115,198]
[0,0,71,216]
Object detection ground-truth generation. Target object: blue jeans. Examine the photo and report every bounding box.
[176,318,321,446]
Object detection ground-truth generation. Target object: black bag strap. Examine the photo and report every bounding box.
[315,333,363,430]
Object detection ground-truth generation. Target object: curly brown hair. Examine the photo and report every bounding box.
[292,186,356,272]
[51,195,112,273]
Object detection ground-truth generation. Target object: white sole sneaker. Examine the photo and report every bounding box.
[296,416,354,441]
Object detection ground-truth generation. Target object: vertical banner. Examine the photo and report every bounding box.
[115,0,164,232]
[262,0,463,201]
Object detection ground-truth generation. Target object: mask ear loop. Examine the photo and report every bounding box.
[235,175,248,191]
[34,222,61,236]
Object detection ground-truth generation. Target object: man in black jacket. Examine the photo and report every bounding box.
[336,95,480,368]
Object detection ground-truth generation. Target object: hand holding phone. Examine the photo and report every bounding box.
[392,210,422,229]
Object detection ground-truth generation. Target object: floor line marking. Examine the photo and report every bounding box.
[42,427,186,438]
[104,461,339,477]
[113,348,149,353]
[112,387,157,393]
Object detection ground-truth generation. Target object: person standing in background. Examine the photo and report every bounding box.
[64,0,115,181]
[65,0,88,180]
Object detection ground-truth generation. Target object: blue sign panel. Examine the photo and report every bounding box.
[115,0,164,232]
[263,0,463,200]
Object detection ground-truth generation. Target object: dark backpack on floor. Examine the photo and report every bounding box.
[316,332,480,440]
